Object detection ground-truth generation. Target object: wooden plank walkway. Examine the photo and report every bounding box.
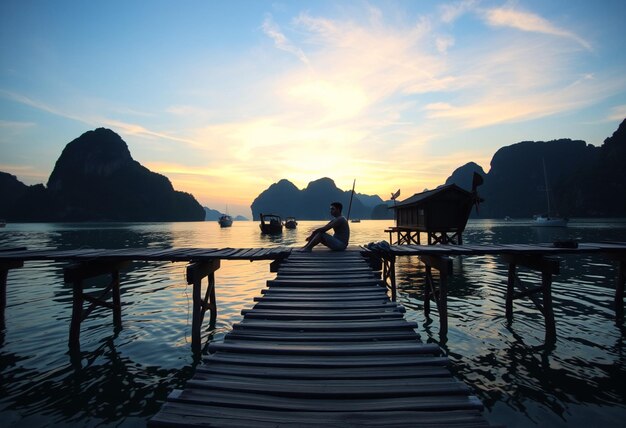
[0,247,292,349]
[149,249,490,427]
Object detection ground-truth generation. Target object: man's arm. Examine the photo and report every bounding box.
[306,217,340,240]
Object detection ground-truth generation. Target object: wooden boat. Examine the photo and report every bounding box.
[283,216,297,229]
[218,215,233,227]
[259,213,283,234]
[351,218,361,223]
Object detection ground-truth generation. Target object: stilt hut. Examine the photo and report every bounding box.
[386,180,482,245]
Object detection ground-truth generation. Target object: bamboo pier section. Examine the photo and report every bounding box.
[149,249,490,427]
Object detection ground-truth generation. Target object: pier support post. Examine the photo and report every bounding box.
[603,253,626,323]
[186,259,220,353]
[420,255,453,337]
[617,260,625,323]
[380,254,396,301]
[502,254,559,343]
[0,260,24,329]
[64,260,130,349]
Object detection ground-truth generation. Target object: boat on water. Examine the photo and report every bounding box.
[283,216,297,229]
[533,214,568,227]
[532,159,568,227]
[350,219,361,223]
[259,213,283,234]
[218,214,233,228]
[504,216,512,221]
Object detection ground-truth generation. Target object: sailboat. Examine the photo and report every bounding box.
[533,159,568,227]
[218,206,233,227]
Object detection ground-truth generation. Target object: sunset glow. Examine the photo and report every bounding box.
[1,1,625,217]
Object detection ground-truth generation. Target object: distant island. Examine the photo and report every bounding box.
[252,119,626,219]
[250,177,388,221]
[444,118,626,218]
[203,207,248,221]
[0,128,205,222]
[2,119,624,223]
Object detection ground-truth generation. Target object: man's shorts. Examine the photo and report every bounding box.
[323,233,348,251]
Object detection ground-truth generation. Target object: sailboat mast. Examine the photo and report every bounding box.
[542,158,551,216]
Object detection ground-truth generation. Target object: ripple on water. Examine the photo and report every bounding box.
[2,220,626,427]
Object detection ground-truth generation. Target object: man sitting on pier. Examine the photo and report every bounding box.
[300,202,350,252]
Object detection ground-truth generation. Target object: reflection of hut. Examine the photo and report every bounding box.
[386,184,482,245]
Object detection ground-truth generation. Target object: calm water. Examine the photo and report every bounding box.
[1,219,625,427]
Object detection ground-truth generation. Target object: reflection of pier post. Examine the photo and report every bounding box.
[604,253,626,323]
[0,260,23,328]
[186,259,220,353]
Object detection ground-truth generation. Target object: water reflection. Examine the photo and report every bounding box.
[1,220,626,427]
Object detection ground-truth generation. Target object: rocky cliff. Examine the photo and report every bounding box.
[250,178,375,220]
[2,128,205,222]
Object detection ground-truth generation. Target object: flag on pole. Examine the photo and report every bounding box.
[390,189,400,200]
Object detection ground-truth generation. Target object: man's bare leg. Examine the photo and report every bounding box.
[301,231,324,252]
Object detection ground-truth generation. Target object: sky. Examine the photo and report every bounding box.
[1,0,625,218]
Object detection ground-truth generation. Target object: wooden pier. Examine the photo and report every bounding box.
[0,247,291,351]
[366,241,626,343]
[149,249,490,427]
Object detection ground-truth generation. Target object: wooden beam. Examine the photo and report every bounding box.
[64,260,130,349]
[186,259,220,284]
[187,259,221,353]
[501,254,560,275]
[64,260,130,283]
[502,255,558,344]
[419,255,453,276]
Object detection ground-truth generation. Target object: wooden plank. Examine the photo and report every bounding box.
[209,341,440,356]
[233,319,418,331]
[240,310,404,320]
[205,352,447,368]
[225,330,419,342]
[185,374,471,397]
[165,388,484,412]
[267,278,383,287]
[250,301,403,310]
[262,286,387,294]
[150,402,490,427]
[276,274,377,281]
[196,363,449,380]
[253,294,390,302]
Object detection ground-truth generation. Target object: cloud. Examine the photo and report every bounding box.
[262,15,310,64]
[0,120,36,131]
[0,89,200,148]
[440,0,477,24]
[607,105,626,122]
[483,7,591,50]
